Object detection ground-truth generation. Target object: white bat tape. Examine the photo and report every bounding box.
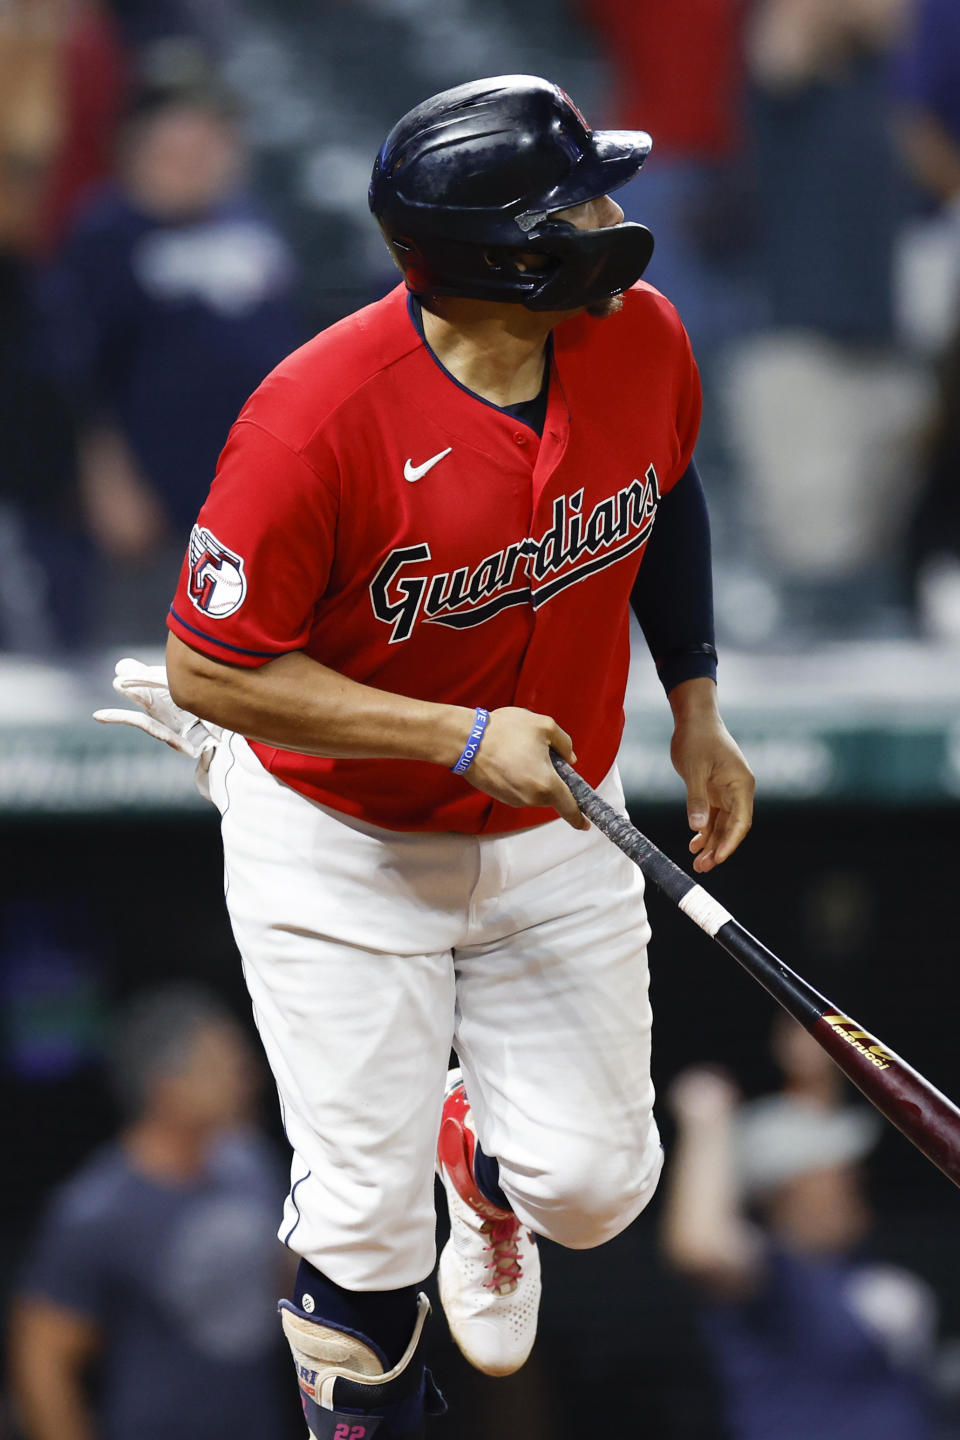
[678,885,733,938]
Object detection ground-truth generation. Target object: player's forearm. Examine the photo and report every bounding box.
[166,633,475,766]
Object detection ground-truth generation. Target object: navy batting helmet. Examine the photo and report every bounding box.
[369,75,654,311]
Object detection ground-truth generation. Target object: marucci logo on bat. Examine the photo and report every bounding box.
[371,467,660,643]
[822,1013,893,1070]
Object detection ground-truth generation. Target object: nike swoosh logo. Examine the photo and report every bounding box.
[403,447,452,483]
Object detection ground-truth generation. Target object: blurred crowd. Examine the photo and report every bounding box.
[586,0,960,646]
[7,983,296,1440]
[1,0,959,657]
[6,979,957,1439]
[662,1018,945,1440]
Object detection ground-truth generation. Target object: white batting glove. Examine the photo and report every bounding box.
[93,657,221,801]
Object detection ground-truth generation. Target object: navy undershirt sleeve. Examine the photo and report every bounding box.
[631,459,718,695]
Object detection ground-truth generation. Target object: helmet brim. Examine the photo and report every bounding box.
[541,129,652,215]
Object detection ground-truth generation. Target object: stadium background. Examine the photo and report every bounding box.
[2,1,960,1435]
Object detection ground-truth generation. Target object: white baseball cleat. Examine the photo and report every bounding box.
[436,1069,541,1376]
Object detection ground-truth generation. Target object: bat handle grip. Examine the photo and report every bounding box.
[549,750,695,907]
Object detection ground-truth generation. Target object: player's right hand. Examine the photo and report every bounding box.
[464,707,589,830]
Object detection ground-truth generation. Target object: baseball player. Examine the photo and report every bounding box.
[106,76,754,1439]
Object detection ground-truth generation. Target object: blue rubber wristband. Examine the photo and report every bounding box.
[451,707,490,775]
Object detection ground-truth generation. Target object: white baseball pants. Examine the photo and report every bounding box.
[208,734,663,1291]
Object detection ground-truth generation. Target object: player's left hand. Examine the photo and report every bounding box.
[93,658,221,800]
[668,680,754,873]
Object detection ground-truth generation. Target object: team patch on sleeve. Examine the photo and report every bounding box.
[187,525,248,618]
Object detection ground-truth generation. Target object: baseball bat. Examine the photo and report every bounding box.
[550,751,960,1189]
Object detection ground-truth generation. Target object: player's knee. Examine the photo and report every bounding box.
[511,1127,664,1250]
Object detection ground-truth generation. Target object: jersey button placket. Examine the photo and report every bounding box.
[513,431,527,446]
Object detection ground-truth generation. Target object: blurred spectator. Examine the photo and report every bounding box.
[0,0,70,257]
[31,0,245,254]
[747,0,908,338]
[0,253,80,653]
[106,0,237,62]
[0,0,97,652]
[31,1,127,258]
[7,983,291,1440]
[902,333,960,639]
[580,0,760,363]
[890,0,960,636]
[719,0,931,643]
[0,4,232,652]
[660,1016,939,1440]
[893,0,960,229]
[41,75,304,646]
[579,0,760,583]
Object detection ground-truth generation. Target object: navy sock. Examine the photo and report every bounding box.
[293,1259,420,1367]
[473,1142,511,1212]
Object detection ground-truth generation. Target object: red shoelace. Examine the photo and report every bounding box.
[482,1217,523,1293]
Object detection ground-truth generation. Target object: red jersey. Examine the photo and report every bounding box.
[168,282,700,833]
